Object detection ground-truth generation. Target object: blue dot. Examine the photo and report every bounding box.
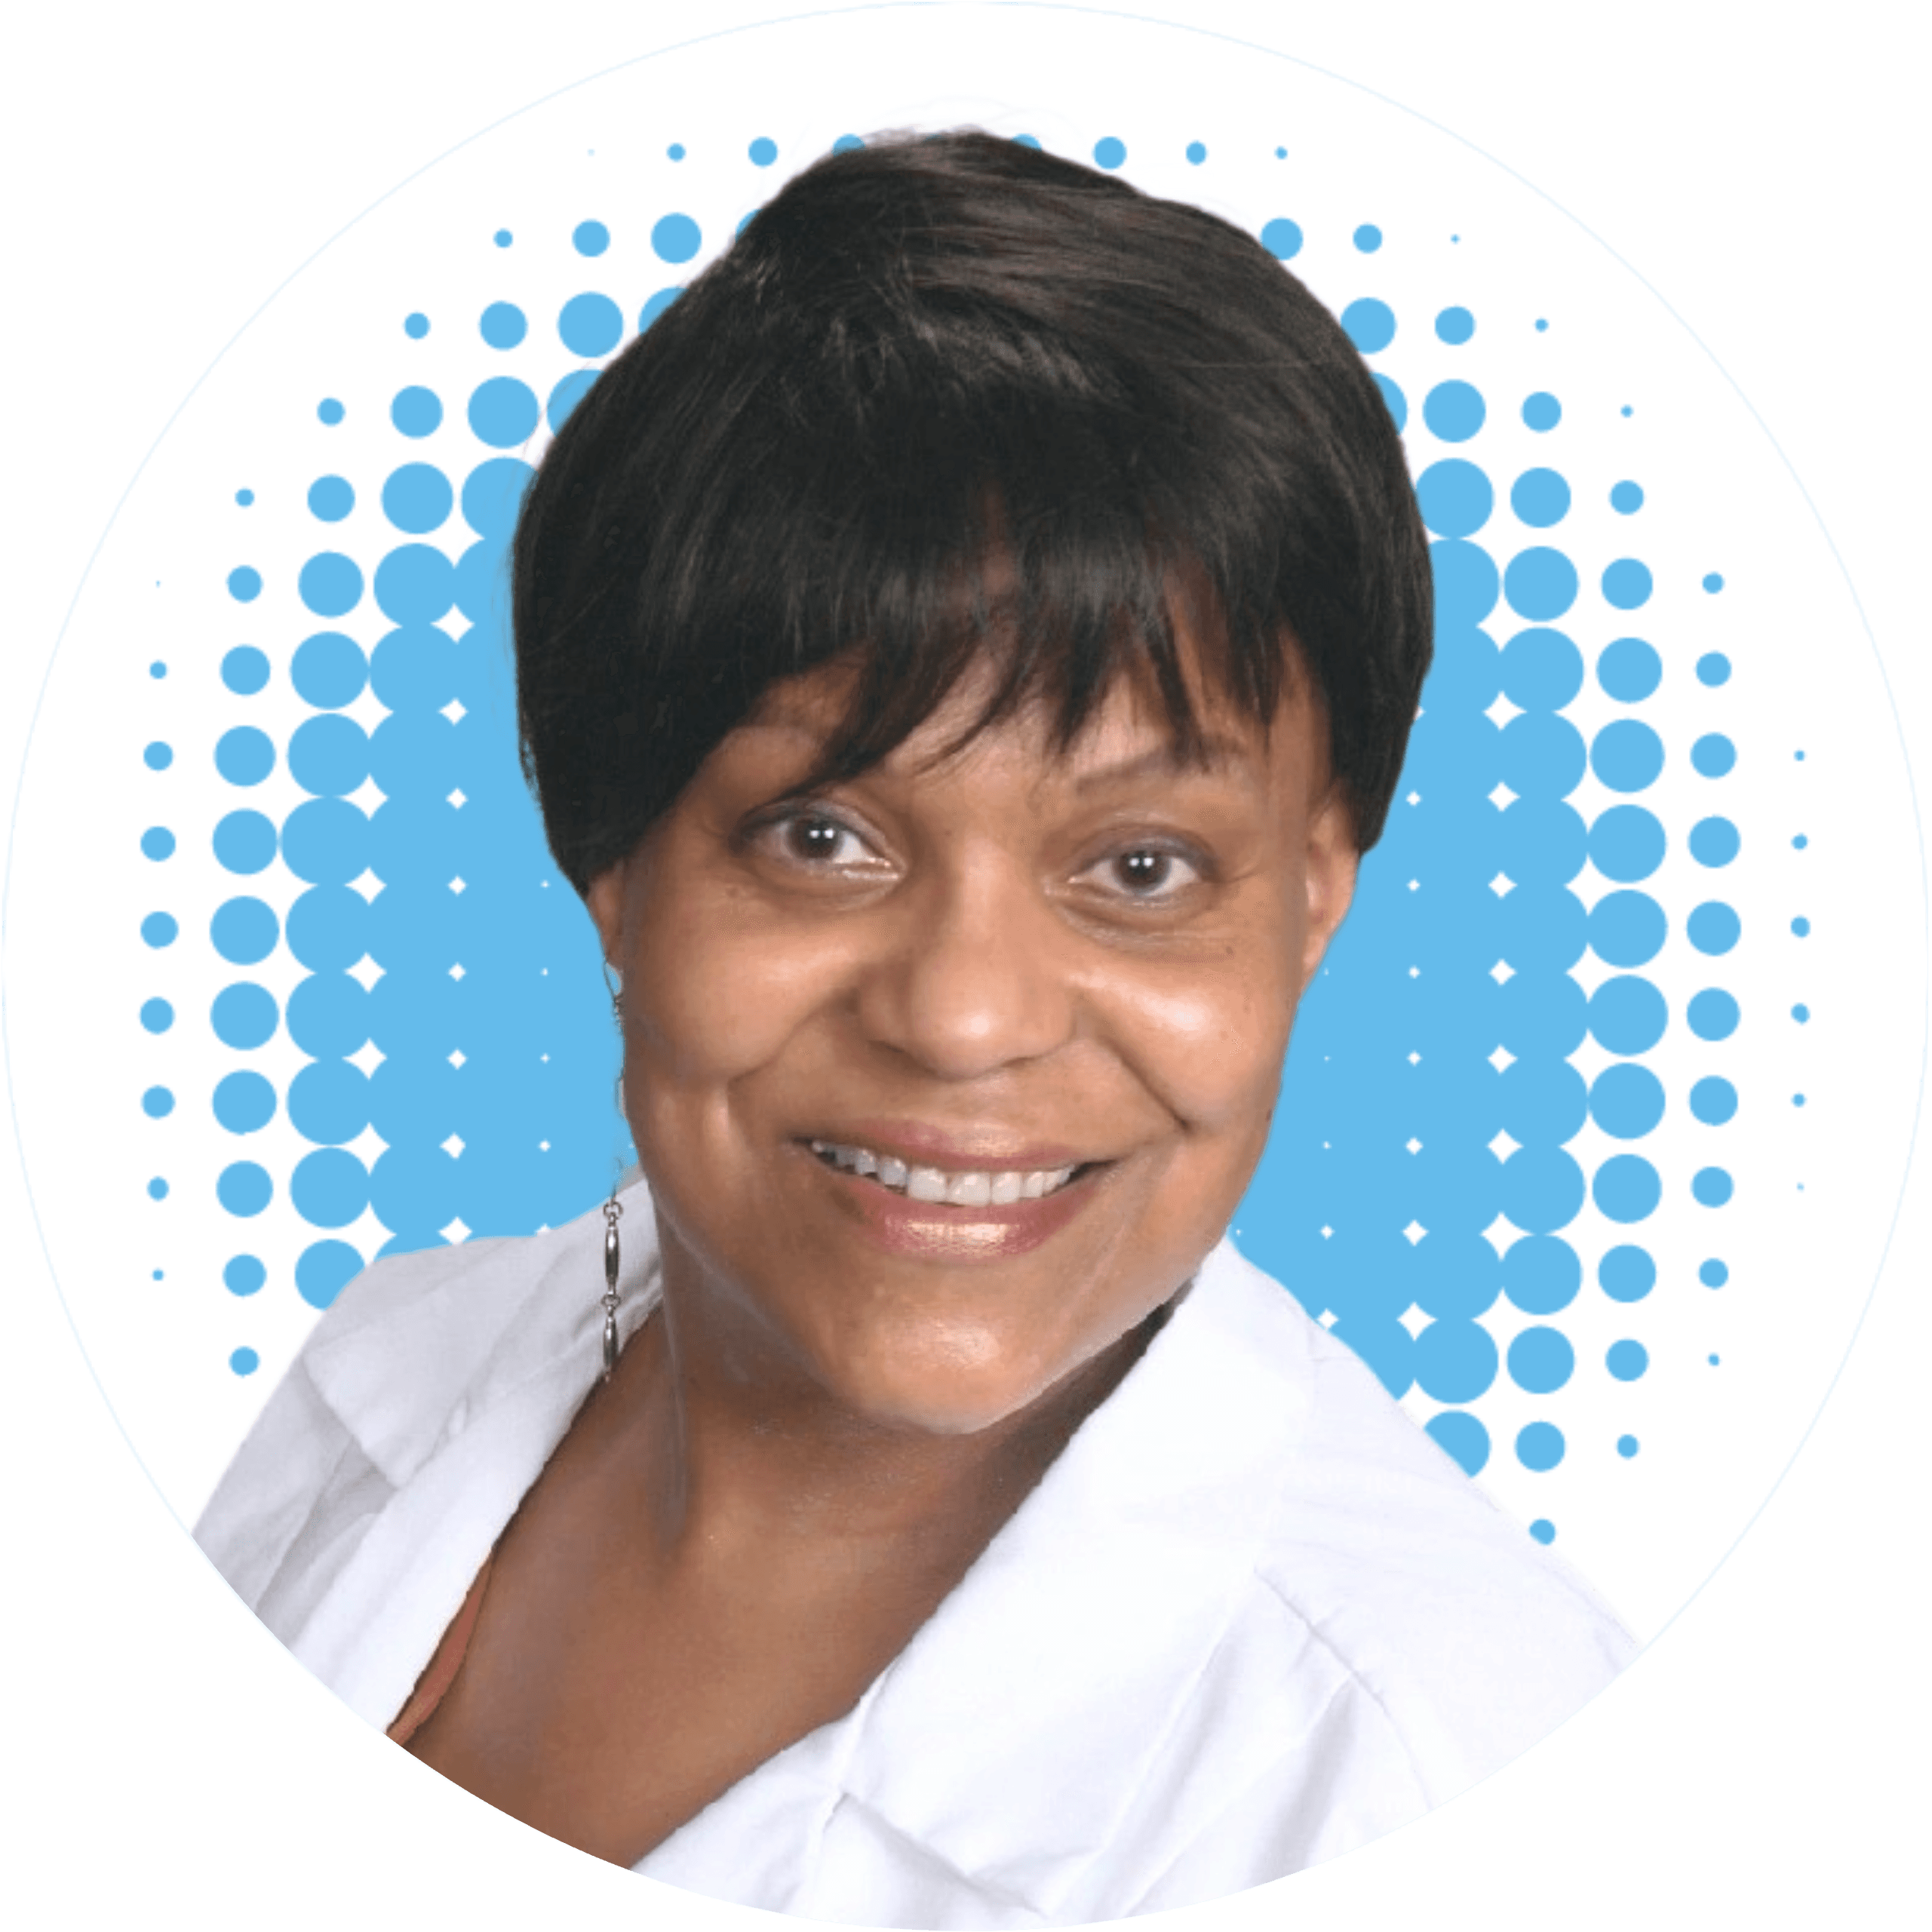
[1692,733,1737,779]
[1353,223,1383,252]
[1688,988,1740,1041]
[1709,1354,1721,1366]
[1500,627,1583,711]
[1503,1236,1581,1315]
[668,143,687,160]
[213,1070,278,1135]
[1599,1245,1656,1303]
[299,551,364,618]
[1690,816,1741,868]
[1692,1166,1734,1207]
[207,897,278,967]
[480,301,527,349]
[217,1161,273,1217]
[1516,1423,1565,1472]
[1597,637,1661,702]
[212,809,277,875]
[1412,1318,1499,1403]
[288,1060,370,1145]
[318,398,345,425]
[1794,1092,1808,1107]
[1686,901,1740,957]
[281,797,370,887]
[461,457,534,539]
[1602,559,1654,610]
[638,287,683,333]
[747,137,778,168]
[1522,392,1562,431]
[573,218,611,254]
[215,726,275,787]
[147,1178,169,1201]
[1700,1259,1729,1287]
[379,462,453,536]
[1590,1064,1666,1139]
[222,645,270,694]
[140,997,174,1034]
[373,543,456,625]
[1593,1153,1662,1224]
[1792,915,1812,938]
[1590,805,1666,883]
[1793,834,1809,850]
[1703,572,1725,593]
[235,488,255,505]
[1186,141,1206,164]
[1617,1434,1640,1458]
[1275,146,1287,158]
[1591,718,1665,793]
[1415,459,1493,538]
[1529,1520,1556,1545]
[140,826,175,862]
[1589,891,1666,967]
[1504,547,1578,621]
[545,369,600,433]
[1260,218,1303,260]
[149,662,167,678]
[559,292,624,358]
[143,741,174,771]
[1436,306,1475,344]
[307,475,355,521]
[288,714,370,797]
[1611,481,1644,513]
[493,228,512,247]
[140,911,178,949]
[1510,468,1571,528]
[1425,1411,1491,1476]
[1621,405,1635,418]
[296,1239,363,1310]
[1590,975,1667,1055]
[1508,1326,1574,1395]
[1424,380,1486,442]
[229,1347,260,1377]
[1534,318,1548,332]
[1697,652,1731,687]
[468,376,540,449]
[1341,299,1396,354]
[391,385,444,437]
[652,213,702,263]
[292,1148,370,1229]
[210,981,279,1050]
[223,1255,266,1297]
[404,312,429,339]
[142,1086,174,1119]
[1792,1003,1811,1024]
[1607,1340,1649,1382]
[226,567,262,604]
[1690,1076,1738,1125]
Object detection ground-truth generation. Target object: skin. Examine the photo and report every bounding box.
[404,633,1359,1866]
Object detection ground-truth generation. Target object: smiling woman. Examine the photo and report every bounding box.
[194,132,1632,1925]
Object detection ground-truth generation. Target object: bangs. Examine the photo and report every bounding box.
[514,132,1430,893]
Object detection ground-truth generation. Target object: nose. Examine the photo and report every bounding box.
[855,858,1077,1081]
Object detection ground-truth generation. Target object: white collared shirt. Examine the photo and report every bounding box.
[197,1180,1634,1925]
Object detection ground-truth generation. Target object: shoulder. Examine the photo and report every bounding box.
[1195,1242,1636,1797]
[193,1187,652,1625]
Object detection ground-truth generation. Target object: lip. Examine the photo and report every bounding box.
[793,1127,1110,1262]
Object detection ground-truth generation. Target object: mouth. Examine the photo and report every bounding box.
[806,1138,1095,1207]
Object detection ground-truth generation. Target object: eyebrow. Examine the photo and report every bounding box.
[1069,734,1255,791]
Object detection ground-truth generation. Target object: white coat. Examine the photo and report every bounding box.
[196,1176,1634,1925]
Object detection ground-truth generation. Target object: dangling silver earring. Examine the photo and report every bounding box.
[601,1186,625,1383]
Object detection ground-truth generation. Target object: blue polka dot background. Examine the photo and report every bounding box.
[8,14,1923,1647]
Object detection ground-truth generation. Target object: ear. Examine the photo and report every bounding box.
[585,862,628,967]
[1301,791,1359,990]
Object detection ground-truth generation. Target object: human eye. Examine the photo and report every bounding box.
[1075,840,1212,905]
[745,805,892,879]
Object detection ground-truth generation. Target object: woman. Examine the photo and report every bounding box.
[198,132,1632,1924]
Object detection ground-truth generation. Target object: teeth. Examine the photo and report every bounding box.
[808,1141,1081,1205]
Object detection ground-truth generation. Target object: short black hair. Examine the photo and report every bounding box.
[514,131,1431,894]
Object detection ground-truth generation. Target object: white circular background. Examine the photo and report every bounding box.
[8,4,1924,1645]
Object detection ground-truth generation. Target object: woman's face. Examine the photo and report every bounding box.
[588,641,1357,1437]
